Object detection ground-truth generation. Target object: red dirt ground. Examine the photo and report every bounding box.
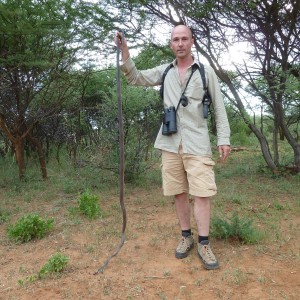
[0,185,299,300]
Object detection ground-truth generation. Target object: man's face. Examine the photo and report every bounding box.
[170,26,194,59]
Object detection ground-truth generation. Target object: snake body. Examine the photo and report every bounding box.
[94,32,126,274]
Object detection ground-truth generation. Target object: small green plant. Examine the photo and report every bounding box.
[18,253,69,285]
[7,214,54,243]
[78,190,101,219]
[273,201,284,210]
[211,213,262,244]
[38,253,69,278]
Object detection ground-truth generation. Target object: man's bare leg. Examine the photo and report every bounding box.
[194,196,219,269]
[194,196,210,236]
[175,192,191,230]
[174,192,194,258]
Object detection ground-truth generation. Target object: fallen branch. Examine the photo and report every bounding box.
[144,276,173,280]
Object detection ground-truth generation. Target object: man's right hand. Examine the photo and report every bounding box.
[114,32,129,62]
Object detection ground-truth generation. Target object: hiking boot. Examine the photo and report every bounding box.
[175,235,194,259]
[197,242,220,270]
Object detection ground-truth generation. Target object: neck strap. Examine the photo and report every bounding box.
[181,64,199,96]
[175,64,199,111]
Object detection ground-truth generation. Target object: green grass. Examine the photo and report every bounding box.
[211,212,264,244]
[0,207,10,224]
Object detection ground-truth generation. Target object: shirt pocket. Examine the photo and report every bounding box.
[187,75,204,101]
[183,101,207,129]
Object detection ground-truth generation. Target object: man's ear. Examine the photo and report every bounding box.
[169,40,173,50]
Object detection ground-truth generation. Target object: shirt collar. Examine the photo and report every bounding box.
[172,57,200,69]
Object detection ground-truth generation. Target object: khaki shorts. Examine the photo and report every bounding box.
[161,146,217,197]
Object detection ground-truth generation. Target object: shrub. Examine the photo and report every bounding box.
[211,213,262,244]
[78,190,101,219]
[7,214,54,243]
[38,253,69,278]
[18,253,69,285]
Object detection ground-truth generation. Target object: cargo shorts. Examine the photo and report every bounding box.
[161,146,217,197]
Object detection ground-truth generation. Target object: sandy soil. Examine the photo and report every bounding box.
[0,185,299,300]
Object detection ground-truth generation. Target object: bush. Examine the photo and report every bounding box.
[78,190,101,219]
[211,213,262,244]
[7,214,54,243]
[38,253,69,278]
[18,252,69,285]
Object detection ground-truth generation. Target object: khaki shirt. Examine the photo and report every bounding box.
[121,57,230,156]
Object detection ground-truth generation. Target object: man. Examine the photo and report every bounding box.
[115,25,230,270]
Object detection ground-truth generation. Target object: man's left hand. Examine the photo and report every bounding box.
[218,145,231,162]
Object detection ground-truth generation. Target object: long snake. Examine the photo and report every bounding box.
[94,31,126,274]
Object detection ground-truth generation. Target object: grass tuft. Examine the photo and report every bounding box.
[0,207,10,224]
[211,213,263,244]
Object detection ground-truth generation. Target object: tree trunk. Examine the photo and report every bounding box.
[249,124,277,172]
[56,143,62,164]
[273,121,279,166]
[294,145,300,171]
[274,102,300,170]
[14,138,26,180]
[27,134,48,179]
[0,116,27,179]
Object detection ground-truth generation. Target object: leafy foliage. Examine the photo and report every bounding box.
[18,252,69,285]
[38,253,69,278]
[226,105,253,146]
[0,0,115,179]
[134,44,174,69]
[7,214,54,243]
[81,67,162,182]
[2,0,299,181]
[78,190,101,220]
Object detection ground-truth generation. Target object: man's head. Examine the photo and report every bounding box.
[170,25,194,60]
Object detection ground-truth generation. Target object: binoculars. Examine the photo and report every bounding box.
[162,106,177,135]
[202,91,211,119]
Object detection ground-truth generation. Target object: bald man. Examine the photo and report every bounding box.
[115,25,230,270]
